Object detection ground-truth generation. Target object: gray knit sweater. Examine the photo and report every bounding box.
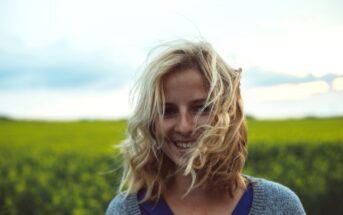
[105,176,306,215]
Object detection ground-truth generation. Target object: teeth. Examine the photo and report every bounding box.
[175,142,194,149]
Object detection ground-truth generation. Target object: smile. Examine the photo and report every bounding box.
[173,141,195,149]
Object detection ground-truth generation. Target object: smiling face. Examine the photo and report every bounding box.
[154,68,211,166]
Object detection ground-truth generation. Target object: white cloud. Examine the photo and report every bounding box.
[222,23,343,77]
[244,90,343,119]
[332,77,343,91]
[1,0,342,119]
[2,0,342,78]
[0,86,132,120]
[243,80,330,102]
[1,80,340,120]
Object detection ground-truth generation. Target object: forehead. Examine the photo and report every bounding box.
[162,68,209,102]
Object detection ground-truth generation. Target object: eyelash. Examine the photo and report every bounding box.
[193,105,211,113]
[164,108,178,117]
[163,104,210,118]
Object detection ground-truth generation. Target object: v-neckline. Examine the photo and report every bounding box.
[138,186,253,215]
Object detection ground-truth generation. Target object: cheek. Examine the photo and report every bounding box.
[153,119,162,141]
[193,115,212,137]
[196,115,211,126]
[153,118,174,139]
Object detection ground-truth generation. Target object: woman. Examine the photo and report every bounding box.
[106,41,306,215]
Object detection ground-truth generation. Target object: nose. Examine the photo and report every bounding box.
[175,110,193,135]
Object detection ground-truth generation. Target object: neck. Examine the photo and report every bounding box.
[165,172,233,202]
[163,173,246,215]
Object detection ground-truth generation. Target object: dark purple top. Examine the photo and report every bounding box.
[138,186,253,215]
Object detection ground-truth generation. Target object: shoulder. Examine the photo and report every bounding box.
[105,192,141,215]
[105,192,127,215]
[246,175,306,215]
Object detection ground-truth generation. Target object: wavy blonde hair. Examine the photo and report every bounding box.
[119,40,247,202]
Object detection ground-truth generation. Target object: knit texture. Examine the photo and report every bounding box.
[105,176,306,215]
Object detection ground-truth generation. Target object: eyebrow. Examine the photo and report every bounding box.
[191,98,207,104]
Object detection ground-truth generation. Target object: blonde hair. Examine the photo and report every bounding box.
[119,40,247,202]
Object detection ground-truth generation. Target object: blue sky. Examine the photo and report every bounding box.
[0,0,342,119]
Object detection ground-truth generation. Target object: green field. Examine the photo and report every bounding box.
[0,117,342,214]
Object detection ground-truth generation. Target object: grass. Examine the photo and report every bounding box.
[0,117,342,214]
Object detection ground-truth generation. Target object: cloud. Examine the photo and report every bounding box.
[244,90,343,119]
[1,79,341,120]
[243,80,330,102]
[0,85,132,120]
[1,0,342,119]
[241,67,339,89]
[332,77,343,91]
[218,20,343,77]
[0,38,135,90]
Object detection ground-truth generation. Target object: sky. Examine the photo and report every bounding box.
[0,0,342,120]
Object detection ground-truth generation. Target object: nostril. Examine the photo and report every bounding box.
[176,116,194,134]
